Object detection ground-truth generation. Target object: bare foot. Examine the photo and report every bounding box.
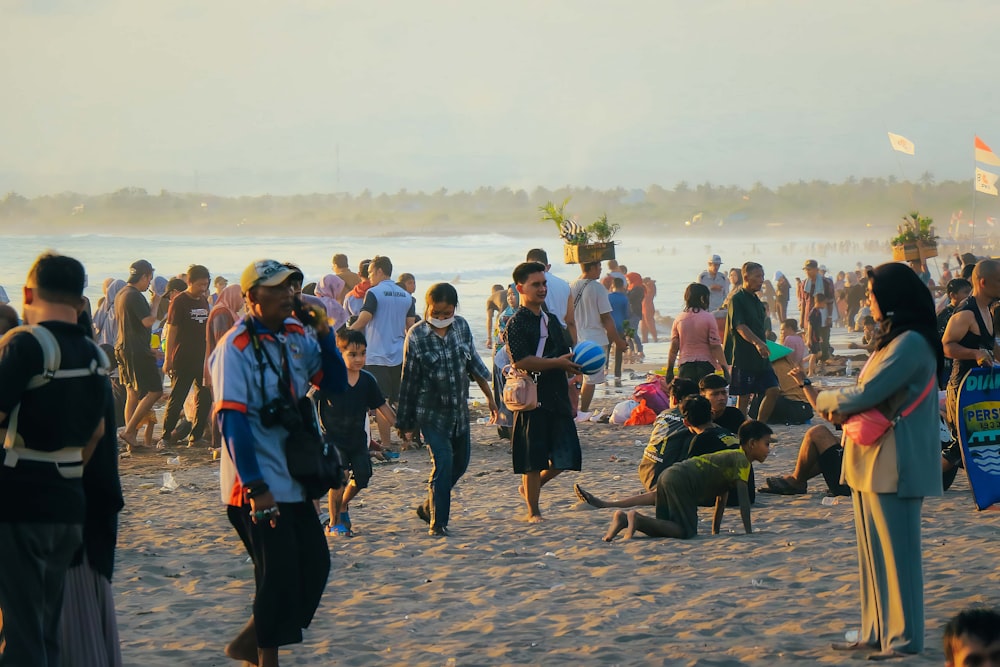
[225,620,258,664]
[527,514,544,523]
[603,510,627,542]
[225,637,258,665]
[118,430,139,452]
[621,510,638,540]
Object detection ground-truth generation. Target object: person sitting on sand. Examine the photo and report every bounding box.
[602,418,772,542]
[576,393,753,510]
[944,607,1000,667]
[847,315,878,355]
[635,377,700,491]
[779,319,807,370]
[761,424,850,496]
[698,372,747,434]
[316,329,396,537]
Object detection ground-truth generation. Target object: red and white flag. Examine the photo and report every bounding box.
[975,136,1000,166]
[887,132,915,155]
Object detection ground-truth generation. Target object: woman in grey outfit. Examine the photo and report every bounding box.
[792,262,943,659]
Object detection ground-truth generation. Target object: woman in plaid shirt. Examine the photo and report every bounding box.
[397,283,498,537]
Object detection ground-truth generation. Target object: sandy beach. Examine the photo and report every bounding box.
[112,340,1000,666]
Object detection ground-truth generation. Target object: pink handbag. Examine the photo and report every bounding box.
[842,377,935,446]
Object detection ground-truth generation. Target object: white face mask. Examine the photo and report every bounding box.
[428,316,455,329]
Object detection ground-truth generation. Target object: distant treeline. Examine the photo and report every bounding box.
[1,176,993,238]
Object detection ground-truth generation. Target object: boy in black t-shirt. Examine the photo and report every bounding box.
[507,262,582,523]
[162,264,212,447]
[317,330,395,536]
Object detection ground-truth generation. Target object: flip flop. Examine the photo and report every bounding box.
[326,523,352,537]
[339,511,351,530]
[573,483,599,506]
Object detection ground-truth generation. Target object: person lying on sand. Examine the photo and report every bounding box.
[602,416,771,542]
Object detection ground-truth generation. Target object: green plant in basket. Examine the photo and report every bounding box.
[890,211,937,245]
[587,214,620,243]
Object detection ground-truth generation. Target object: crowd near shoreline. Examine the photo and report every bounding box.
[0,246,998,666]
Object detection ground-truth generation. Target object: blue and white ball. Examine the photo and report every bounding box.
[573,340,606,376]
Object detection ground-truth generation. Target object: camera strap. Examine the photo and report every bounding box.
[245,318,294,404]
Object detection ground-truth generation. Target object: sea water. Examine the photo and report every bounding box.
[1,230,894,326]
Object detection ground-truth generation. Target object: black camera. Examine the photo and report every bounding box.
[260,398,303,431]
[292,295,320,328]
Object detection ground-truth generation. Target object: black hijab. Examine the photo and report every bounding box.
[868,262,945,376]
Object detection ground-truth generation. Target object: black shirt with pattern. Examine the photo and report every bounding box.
[505,306,573,417]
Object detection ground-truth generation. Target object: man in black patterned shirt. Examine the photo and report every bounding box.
[505,262,582,523]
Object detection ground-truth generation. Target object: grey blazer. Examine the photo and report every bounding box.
[816,331,942,498]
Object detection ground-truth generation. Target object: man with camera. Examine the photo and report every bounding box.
[209,259,347,667]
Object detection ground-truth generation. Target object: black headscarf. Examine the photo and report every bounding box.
[868,262,945,376]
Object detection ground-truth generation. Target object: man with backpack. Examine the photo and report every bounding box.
[0,252,110,665]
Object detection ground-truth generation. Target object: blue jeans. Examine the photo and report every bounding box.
[422,423,471,529]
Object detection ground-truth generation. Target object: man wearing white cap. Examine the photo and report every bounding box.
[801,260,834,327]
[698,255,728,312]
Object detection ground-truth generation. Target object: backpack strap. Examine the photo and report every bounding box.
[2,325,110,462]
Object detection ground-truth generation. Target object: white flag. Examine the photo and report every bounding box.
[887,132,915,156]
[976,167,999,196]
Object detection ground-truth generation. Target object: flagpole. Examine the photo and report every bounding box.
[972,133,978,250]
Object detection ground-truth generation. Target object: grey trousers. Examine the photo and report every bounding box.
[0,522,83,667]
[851,490,925,654]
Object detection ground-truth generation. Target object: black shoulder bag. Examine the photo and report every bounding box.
[246,323,345,500]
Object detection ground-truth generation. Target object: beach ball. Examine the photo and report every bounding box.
[573,340,606,376]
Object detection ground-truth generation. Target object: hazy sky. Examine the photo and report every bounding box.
[3,0,999,195]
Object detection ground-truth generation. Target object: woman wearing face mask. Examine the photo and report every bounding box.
[396,283,499,536]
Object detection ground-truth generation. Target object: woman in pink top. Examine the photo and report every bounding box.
[666,283,730,382]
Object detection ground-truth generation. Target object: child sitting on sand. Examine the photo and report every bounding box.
[602,413,772,542]
[317,329,395,536]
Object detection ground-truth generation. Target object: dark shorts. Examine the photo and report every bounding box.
[818,446,851,496]
[116,347,162,394]
[729,365,779,397]
[511,409,581,474]
[655,465,700,539]
[678,360,716,383]
[365,364,402,405]
[333,440,373,489]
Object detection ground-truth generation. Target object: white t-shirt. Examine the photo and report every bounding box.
[698,270,729,311]
[544,271,571,323]
[361,279,417,366]
[571,278,612,345]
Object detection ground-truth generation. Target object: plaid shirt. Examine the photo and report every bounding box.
[396,316,490,436]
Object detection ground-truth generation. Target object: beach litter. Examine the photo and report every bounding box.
[160,472,179,491]
[392,467,419,473]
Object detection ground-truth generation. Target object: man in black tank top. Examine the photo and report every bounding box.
[942,259,1000,440]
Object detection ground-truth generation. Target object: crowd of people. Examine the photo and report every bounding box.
[0,245,997,665]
